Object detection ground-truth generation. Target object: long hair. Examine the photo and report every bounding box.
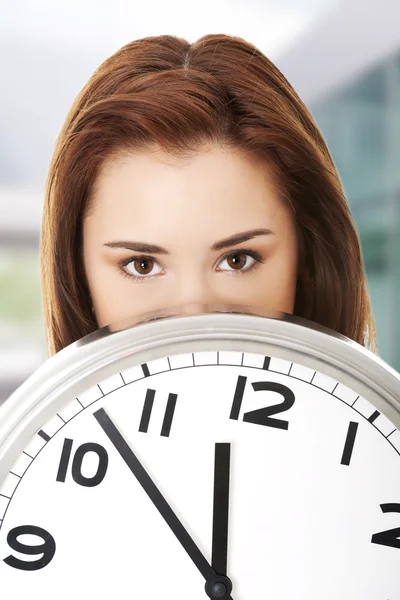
[41,33,377,356]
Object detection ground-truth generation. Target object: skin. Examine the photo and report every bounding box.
[83,144,299,328]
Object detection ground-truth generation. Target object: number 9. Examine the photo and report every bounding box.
[3,525,56,571]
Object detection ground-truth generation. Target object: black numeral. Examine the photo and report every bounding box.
[230,375,295,430]
[56,438,108,487]
[340,421,359,466]
[3,525,56,570]
[371,503,400,549]
[139,389,178,437]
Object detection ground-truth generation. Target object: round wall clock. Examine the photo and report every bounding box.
[0,304,399,599]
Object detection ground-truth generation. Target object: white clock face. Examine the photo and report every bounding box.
[0,349,399,600]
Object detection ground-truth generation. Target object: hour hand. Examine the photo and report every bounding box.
[212,443,231,576]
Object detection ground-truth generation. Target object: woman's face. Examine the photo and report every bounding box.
[83,144,299,327]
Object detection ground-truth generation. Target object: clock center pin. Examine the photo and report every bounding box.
[205,575,232,599]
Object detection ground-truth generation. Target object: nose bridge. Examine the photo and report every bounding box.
[173,270,216,307]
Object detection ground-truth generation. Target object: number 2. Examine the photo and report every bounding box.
[371,503,400,550]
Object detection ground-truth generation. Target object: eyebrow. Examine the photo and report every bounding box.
[103,228,274,255]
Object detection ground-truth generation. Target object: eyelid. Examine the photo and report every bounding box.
[118,254,163,268]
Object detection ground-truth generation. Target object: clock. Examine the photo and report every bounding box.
[0,303,399,600]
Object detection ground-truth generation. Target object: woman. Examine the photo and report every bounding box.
[41,33,377,356]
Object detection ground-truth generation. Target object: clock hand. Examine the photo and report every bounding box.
[93,407,234,600]
[211,443,231,577]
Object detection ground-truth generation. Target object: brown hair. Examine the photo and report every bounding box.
[41,33,377,356]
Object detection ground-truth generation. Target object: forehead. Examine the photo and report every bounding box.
[85,145,292,240]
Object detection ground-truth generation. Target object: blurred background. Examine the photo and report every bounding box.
[1,0,400,403]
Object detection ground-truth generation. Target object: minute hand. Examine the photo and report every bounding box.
[93,407,234,600]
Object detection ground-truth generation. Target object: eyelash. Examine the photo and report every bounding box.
[117,250,265,283]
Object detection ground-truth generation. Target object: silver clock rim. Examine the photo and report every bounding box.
[0,303,399,485]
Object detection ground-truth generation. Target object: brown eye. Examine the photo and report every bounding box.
[134,257,154,275]
[122,256,163,279]
[217,250,263,275]
[226,252,248,270]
